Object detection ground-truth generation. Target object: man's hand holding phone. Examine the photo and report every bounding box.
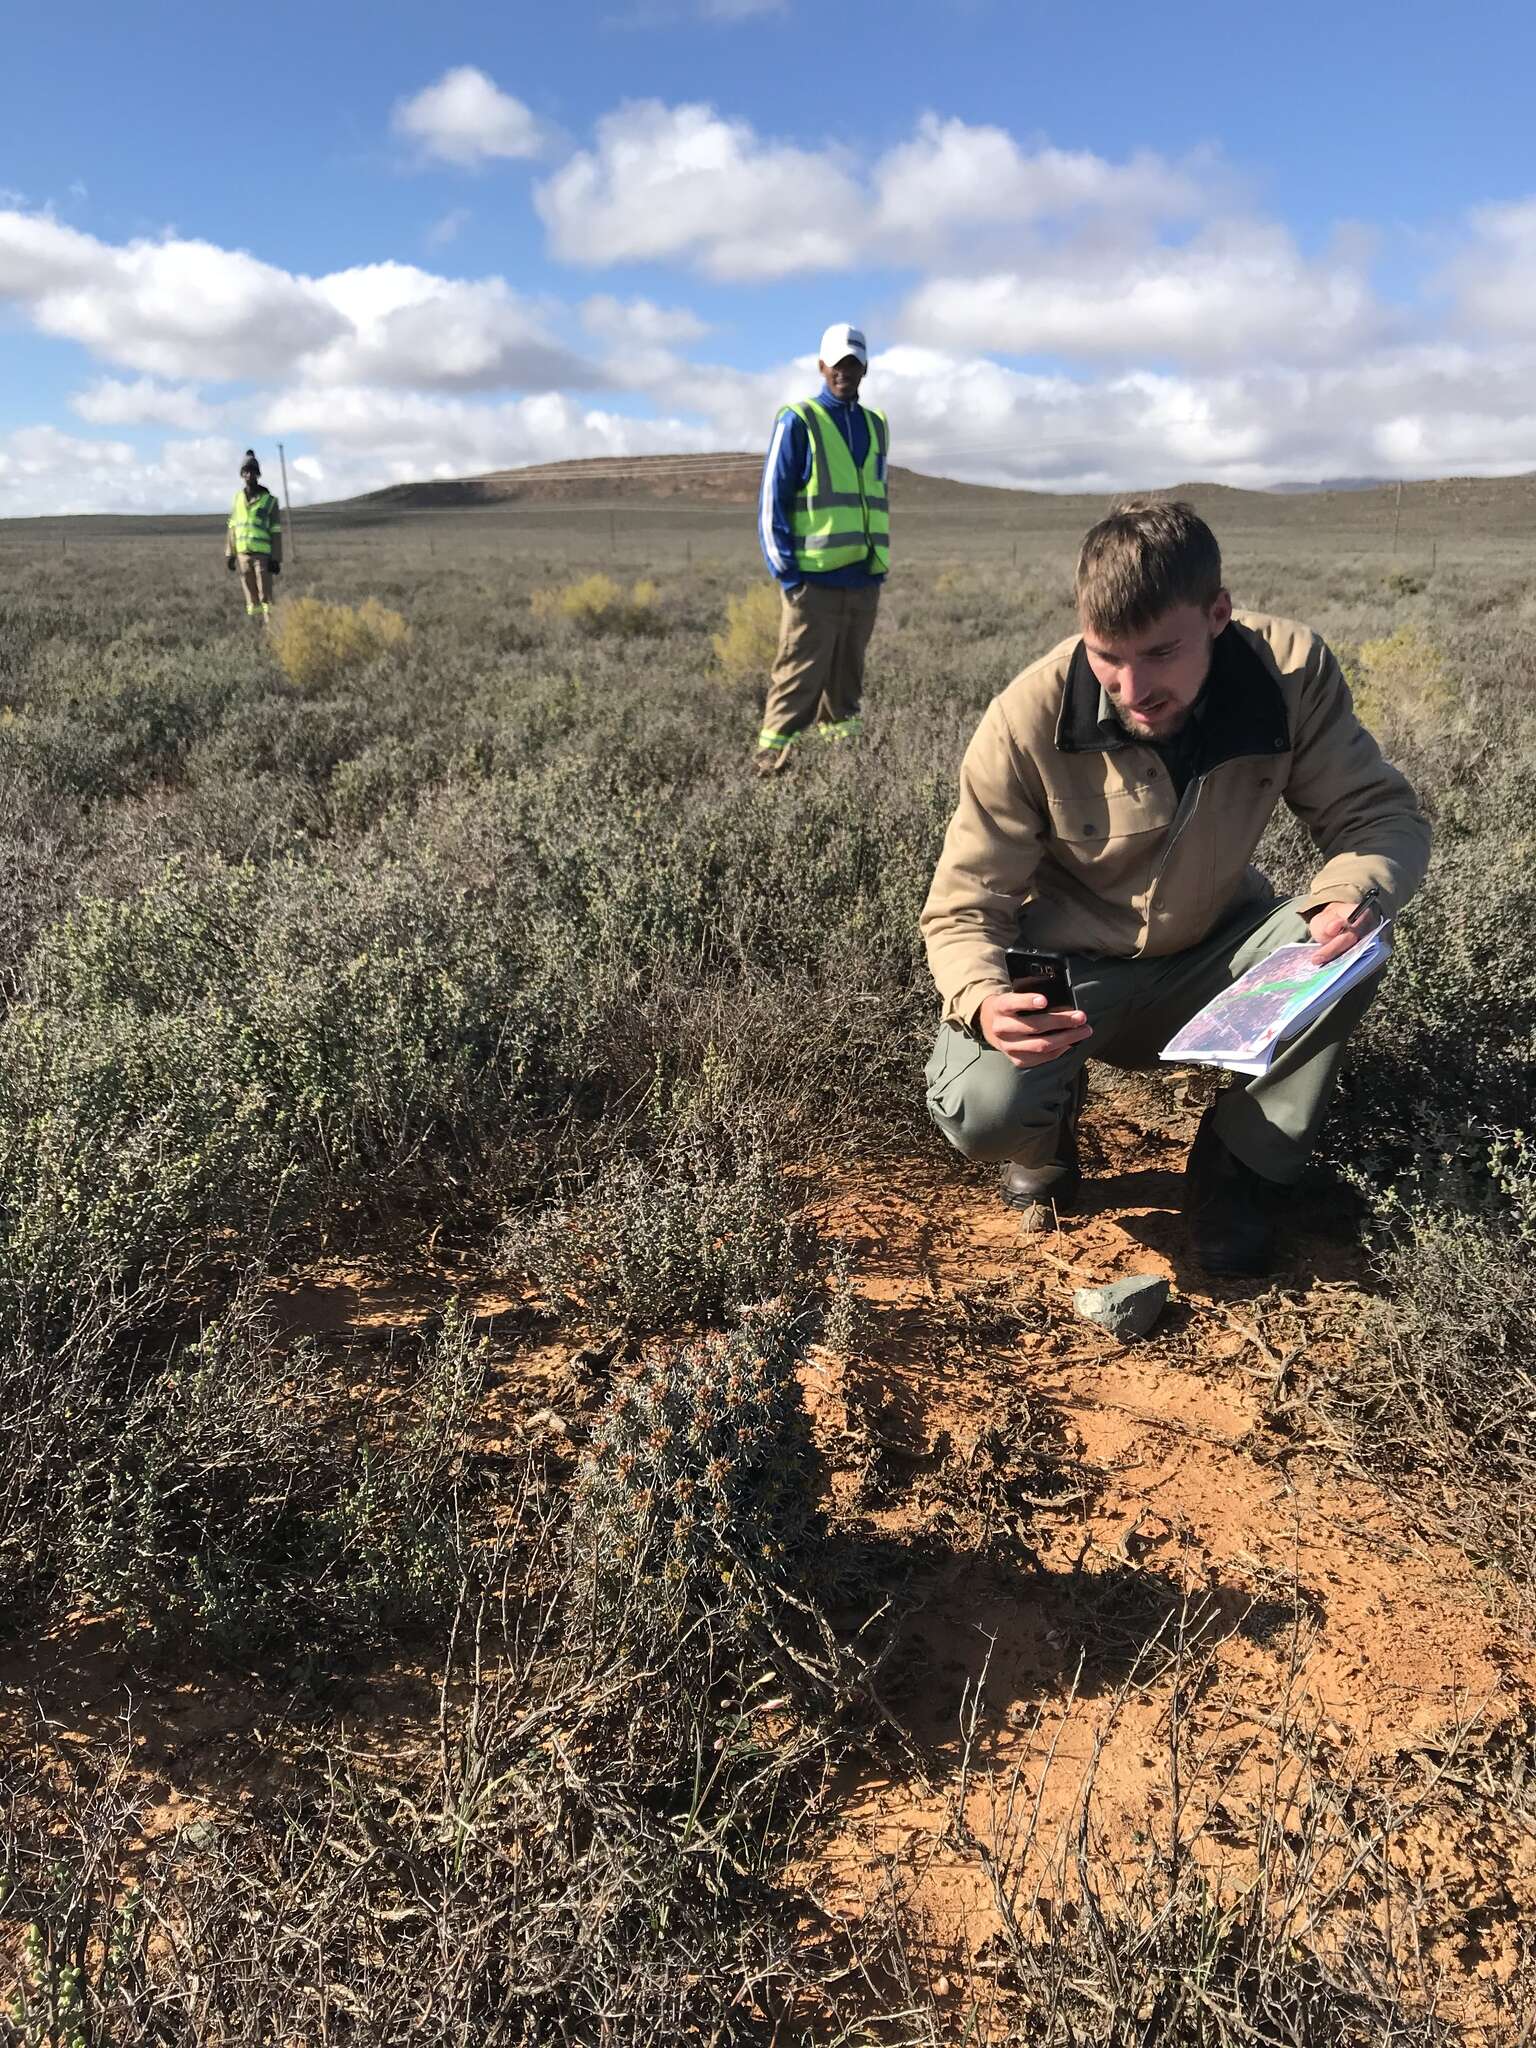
[980,947,1092,1071]
[980,991,1093,1069]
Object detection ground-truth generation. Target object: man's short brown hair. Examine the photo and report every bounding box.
[1075,498,1223,636]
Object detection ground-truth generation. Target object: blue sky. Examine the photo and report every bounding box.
[3,0,1535,512]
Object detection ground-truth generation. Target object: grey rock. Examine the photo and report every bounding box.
[1073,1274,1170,1341]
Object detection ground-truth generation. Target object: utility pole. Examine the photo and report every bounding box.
[277,440,297,563]
[1390,478,1403,556]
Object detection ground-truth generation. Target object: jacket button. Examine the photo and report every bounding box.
[1258,776,1272,789]
[1083,824,1097,835]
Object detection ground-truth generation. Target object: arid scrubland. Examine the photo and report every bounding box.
[1,486,1534,2043]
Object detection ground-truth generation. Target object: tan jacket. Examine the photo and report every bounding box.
[921,610,1432,1028]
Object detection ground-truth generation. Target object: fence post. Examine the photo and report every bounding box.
[277,441,298,564]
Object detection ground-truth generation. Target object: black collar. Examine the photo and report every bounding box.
[1054,623,1291,773]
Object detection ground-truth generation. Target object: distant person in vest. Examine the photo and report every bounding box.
[754,322,889,775]
[226,450,283,621]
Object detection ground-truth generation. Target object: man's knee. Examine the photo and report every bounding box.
[925,1029,1064,1164]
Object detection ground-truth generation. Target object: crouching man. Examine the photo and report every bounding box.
[919,500,1431,1277]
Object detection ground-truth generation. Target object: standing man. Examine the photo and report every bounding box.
[754,323,889,775]
[920,500,1431,1277]
[226,449,283,622]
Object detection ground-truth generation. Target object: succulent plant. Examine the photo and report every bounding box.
[573,1299,823,1632]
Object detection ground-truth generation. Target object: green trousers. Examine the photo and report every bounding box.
[924,897,1384,1186]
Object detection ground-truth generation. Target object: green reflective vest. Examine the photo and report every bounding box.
[229,487,282,556]
[783,399,889,576]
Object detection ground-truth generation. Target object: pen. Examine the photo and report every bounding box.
[1344,885,1382,933]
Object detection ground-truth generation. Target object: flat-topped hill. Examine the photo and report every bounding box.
[3,451,1534,541]
[339,452,1022,514]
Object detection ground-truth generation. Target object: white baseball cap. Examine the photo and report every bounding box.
[818,322,868,367]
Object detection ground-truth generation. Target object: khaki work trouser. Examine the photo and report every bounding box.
[924,897,1386,1187]
[238,553,274,615]
[757,580,882,762]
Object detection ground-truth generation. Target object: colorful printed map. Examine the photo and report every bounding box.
[1161,926,1391,1074]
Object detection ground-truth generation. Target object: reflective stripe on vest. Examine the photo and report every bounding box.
[784,400,889,576]
[230,489,281,556]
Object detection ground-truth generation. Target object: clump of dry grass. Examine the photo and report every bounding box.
[268,594,409,688]
[1345,621,1453,729]
[712,582,781,677]
[530,572,660,634]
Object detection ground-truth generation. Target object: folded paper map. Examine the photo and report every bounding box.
[1160,922,1392,1077]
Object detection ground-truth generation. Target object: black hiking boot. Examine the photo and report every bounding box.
[1183,1104,1284,1278]
[999,1069,1088,1233]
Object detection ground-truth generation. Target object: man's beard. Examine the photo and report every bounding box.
[1112,700,1191,737]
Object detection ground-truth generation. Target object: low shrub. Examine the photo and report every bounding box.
[1369,1204,1536,1479]
[711,582,782,678]
[61,1294,487,1656]
[268,596,410,690]
[1345,621,1453,731]
[0,853,545,1346]
[501,1125,807,1335]
[530,574,660,636]
[326,734,451,833]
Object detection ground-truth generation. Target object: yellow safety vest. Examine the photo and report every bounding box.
[783,400,889,576]
[229,488,281,556]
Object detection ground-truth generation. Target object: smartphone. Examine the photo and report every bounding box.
[1004,946,1075,1011]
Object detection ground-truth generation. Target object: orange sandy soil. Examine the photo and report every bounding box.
[3,1075,1533,2027]
[791,1085,1536,2025]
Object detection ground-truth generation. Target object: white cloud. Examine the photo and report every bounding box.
[392,67,546,167]
[0,210,591,394]
[0,209,345,380]
[864,341,1536,490]
[537,101,862,278]
[580,293,710,345]
[1449,197,1536,337]
[536,102,1207,281]
[901,224,1383,367]
[303,262,589,390]
[0,426,245,518]
[71,376,217,429]
[873,116,1202,245]
[698,0,785,16]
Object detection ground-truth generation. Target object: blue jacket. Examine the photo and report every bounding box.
[758,385,888,590]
